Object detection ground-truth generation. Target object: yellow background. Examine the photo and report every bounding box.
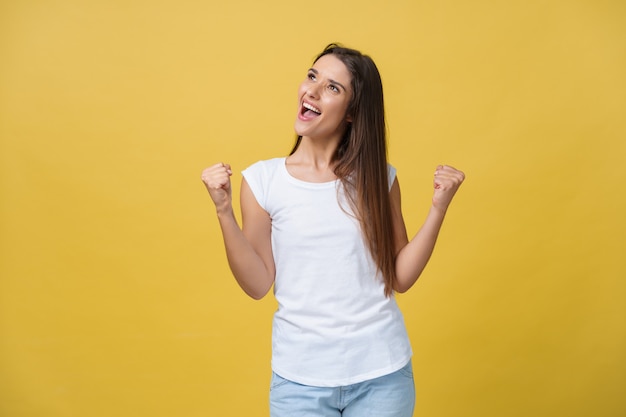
[1,0,624,416]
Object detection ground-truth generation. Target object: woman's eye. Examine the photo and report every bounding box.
[328,84,339,93]
[307,72,316,81]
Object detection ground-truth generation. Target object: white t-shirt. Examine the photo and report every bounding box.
[242,157,412,387]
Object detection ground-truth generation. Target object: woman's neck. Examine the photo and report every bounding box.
[285,138,339,183]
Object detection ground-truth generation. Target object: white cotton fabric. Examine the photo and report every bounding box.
[242,157,412,387]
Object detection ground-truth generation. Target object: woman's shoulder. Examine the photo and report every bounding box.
[241,157,286,207]
[387,163,397,189]
[245,157,285,170]
[242,157,286,180]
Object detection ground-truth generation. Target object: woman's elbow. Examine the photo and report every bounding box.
[241,279,273,300]
[393,280,412,294]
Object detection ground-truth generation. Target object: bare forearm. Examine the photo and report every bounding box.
[394,206,446,292]
[216,209,274,299]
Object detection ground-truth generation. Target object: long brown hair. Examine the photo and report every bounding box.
[290,44,396,296]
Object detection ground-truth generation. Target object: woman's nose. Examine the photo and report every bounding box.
[306,83,320,98]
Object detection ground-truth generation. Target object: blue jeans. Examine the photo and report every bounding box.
[269,361,415,417]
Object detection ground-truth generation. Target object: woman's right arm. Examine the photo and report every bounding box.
[201,163,275,299]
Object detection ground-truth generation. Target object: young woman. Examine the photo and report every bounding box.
[201,44,465,417]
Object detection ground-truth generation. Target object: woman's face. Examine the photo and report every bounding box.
[294,54,353,141]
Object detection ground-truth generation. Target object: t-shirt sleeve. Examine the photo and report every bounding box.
[241,160,268,210]
[387,164,397,191]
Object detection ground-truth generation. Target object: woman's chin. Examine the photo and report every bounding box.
[294,120,311,137]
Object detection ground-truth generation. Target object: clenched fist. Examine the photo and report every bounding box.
[432,165,465,212]
[201,162,233,212]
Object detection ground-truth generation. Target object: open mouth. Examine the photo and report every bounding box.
[301,101,322,118]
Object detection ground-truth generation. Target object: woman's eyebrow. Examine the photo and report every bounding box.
[308,68,348,93]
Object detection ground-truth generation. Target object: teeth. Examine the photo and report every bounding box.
[303,102,321,114]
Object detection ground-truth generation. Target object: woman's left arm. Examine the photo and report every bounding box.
[391,165,465,293]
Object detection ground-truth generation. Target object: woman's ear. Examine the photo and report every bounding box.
[346,114,352,123]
